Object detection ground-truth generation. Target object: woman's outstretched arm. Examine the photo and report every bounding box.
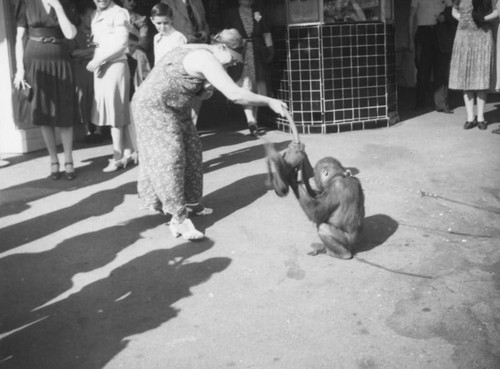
[184,49,288,116]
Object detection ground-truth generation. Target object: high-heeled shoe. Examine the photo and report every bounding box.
[102,158,124,172]
[64,162,76,180]
[477,120,488,130]
[169,218,204,240]
[186,203,213,216]
[122,152,139,168]
[50,162,61,180]
[463,118,477,130]
[248,122,259,136]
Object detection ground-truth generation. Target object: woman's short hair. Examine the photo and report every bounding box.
[151,3,173,18]
[211,29,246,55]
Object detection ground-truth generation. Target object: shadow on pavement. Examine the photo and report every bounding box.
[485,102,500,126]
[203,140,290,174]
[0,238,231,369]
[0,155,132,219]
[0,182,137,253]
[357,214,399,254]
[197,173,270,232]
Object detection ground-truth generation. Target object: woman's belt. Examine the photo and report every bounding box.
[29,28,64,43]
[29,36,63,44]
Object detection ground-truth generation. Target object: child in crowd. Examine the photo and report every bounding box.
[151,3,187,65]
[127,33,151,97]
[71,1,99,143]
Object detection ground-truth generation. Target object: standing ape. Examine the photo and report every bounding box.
[267,148,364,259]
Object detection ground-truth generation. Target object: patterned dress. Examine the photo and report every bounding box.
[131,48,205,219]
[449,0,494,90]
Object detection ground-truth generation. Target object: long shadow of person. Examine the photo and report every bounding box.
[357,214,399,254]
[195,173,271,232]
[485,102,500,126]
[1,240,231,369]
[0,154,130,219]
[0,214,165,335]
[203,140,290,174]
[0,181,137,253]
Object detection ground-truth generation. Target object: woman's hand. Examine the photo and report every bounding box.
[13,70,28,90]
[45,0,63,11]
[86,59,101,73]
[268,98,288,117]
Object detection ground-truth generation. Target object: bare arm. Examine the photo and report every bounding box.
[485,8,499,21]
[408,5,417,49]
[46,0,76,39]
[13,27,27,89]
[183,50,287,116]
[452,7,460,20]
[87,17,128,72]
[350,0,366,21]
[298,184,340,225]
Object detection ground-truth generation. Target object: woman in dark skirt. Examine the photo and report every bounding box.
[13,0,78,180]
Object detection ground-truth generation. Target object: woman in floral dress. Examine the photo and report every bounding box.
[449,0,498,130]
[131,29,288,240]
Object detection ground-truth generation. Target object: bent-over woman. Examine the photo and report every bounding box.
[132,29,288,240]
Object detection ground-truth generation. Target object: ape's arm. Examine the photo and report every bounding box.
[297,182,341,225]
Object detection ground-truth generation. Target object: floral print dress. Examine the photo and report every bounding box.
[449,0,494,90]
[131,47,205,219]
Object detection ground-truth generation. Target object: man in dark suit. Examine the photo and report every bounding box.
[408,0,455,113]
[435,6,457,113]
[160,0,209,44]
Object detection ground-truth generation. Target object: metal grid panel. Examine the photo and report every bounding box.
[268,23,398,134]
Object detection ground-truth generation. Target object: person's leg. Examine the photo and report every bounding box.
[169,119,204,239]
[102,126,124,172]
[59,126,75,179]
[476,90,487,121]
[183,119,211,216]
[414,27,433,108]
[243,106,259,135]
[434,52,451,112]
[463,90,477,129]
[110,127,123,160]
[40,126,60,179]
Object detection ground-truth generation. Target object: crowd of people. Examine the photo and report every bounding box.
[10,0,284,239]
[409,0,500,132]
[7,0,500,240]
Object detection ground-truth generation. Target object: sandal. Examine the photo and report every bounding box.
[169,218,204,240]
[186,203,213,216]
[50,162,61,180]
[64,162,76,180]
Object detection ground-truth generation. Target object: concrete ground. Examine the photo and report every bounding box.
[1,92,499,369]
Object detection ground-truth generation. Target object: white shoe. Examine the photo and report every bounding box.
[169,218,204,240]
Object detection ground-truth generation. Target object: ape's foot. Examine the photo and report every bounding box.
[307,243,327,256]
[169,218,204,240]
[326,249,353,260]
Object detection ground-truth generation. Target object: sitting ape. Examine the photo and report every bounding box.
[267,148,364,259]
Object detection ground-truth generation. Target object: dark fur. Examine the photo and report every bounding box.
[267,149,364,259]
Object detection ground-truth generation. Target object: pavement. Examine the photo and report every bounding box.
[0,91,500,369]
